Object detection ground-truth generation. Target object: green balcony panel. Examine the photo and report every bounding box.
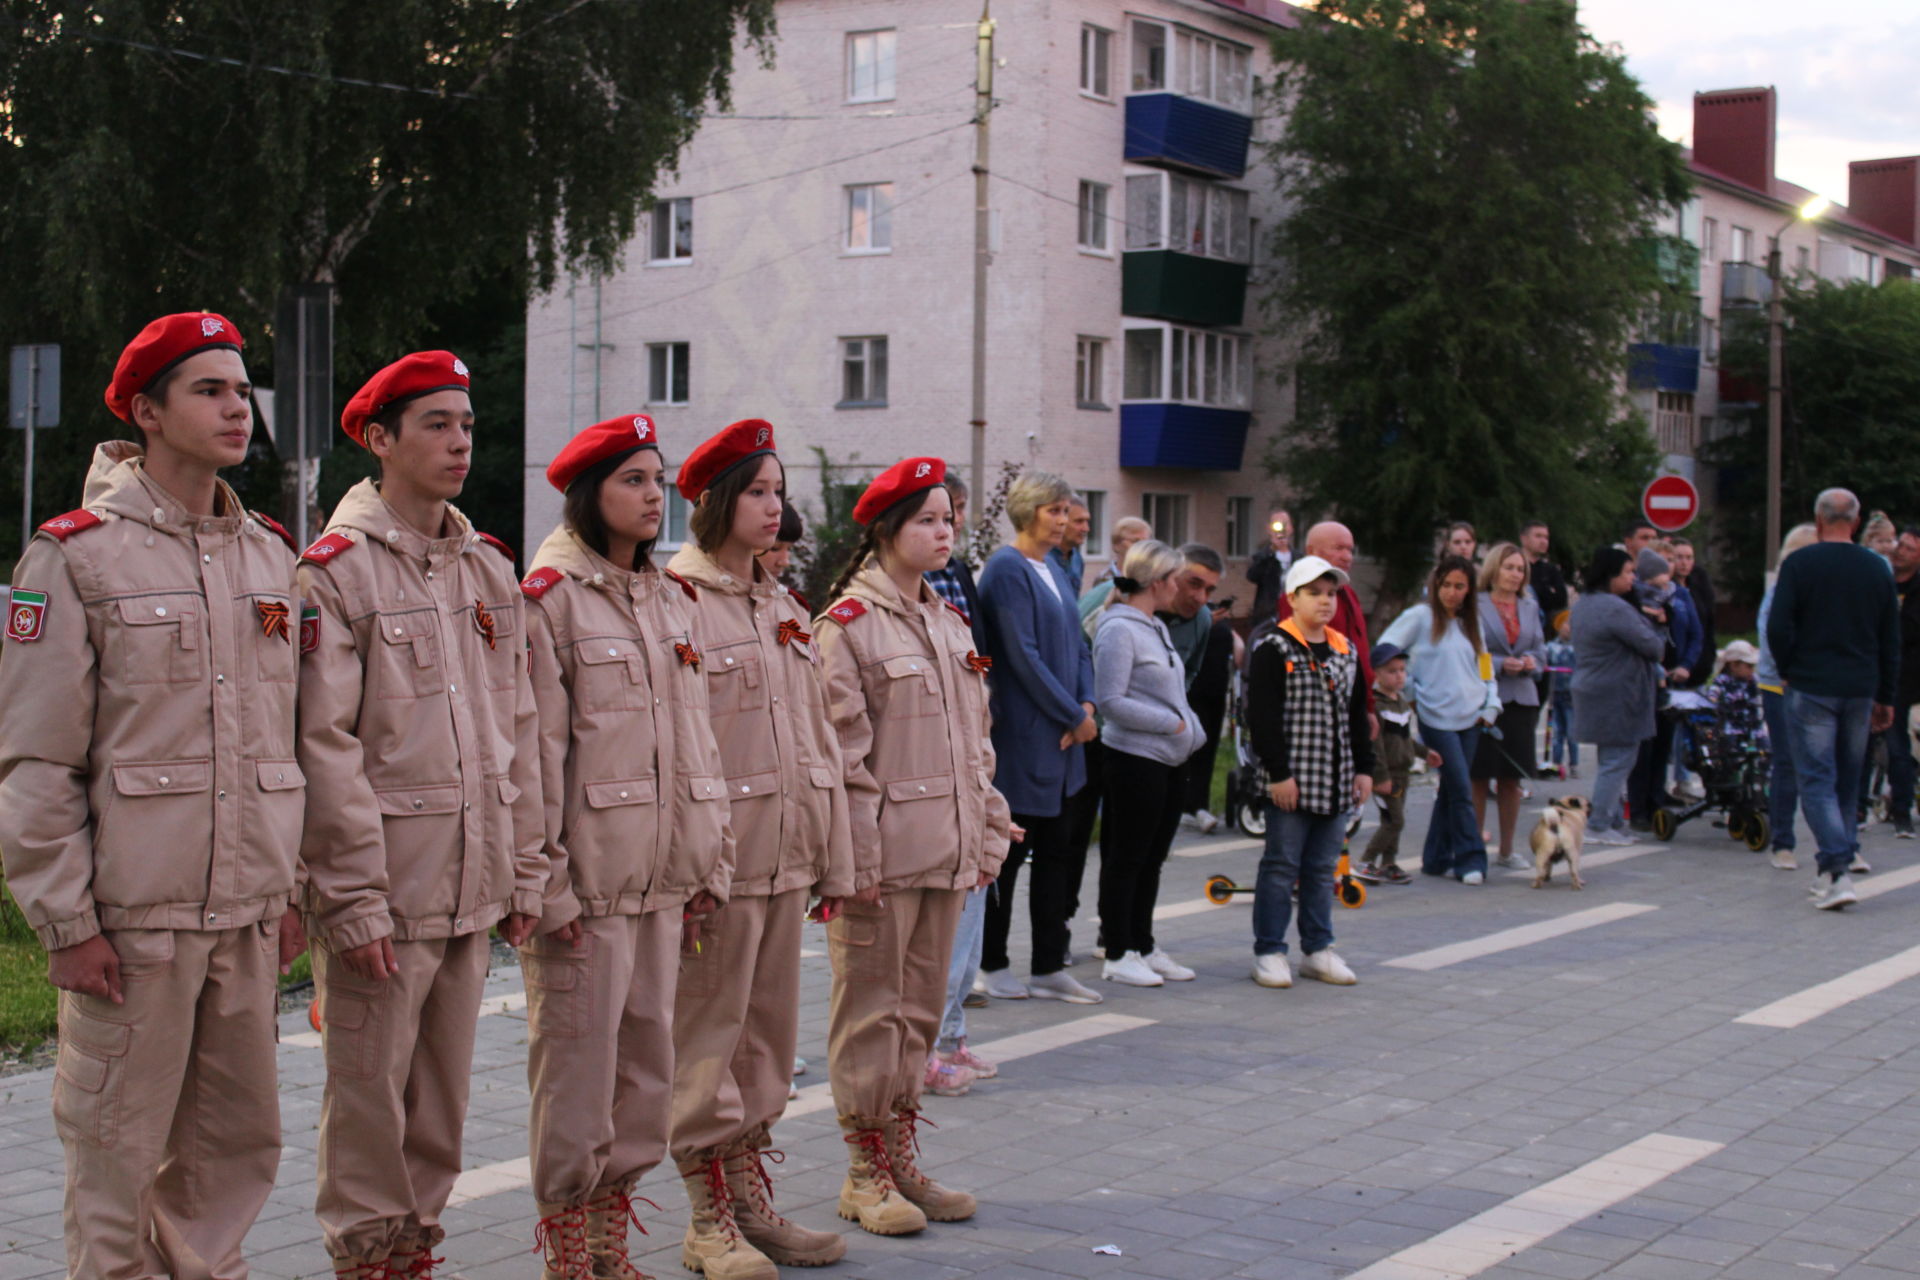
[1122,251,1249,328]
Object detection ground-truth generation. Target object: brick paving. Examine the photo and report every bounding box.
[5,771,1920,1278]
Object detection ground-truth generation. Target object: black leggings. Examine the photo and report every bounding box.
[982,808,1076,976]
[1097,748,1187,958]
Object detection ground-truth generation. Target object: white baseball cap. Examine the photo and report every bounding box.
[1284,554,1350,595]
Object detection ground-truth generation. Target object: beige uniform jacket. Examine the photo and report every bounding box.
[0,442,303,951]
[523,528,734,926]
[297,479,545,953]
[813,561,1010,894]
[665,546,854,900]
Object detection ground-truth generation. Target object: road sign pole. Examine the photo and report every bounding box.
[21,348,37,553]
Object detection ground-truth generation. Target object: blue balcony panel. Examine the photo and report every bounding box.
[1120,403,1252,471]
[1627,343,1700,394]
[1124,93,1253,180]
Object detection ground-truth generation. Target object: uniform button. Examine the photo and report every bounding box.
[202,554,211,563]
[394,626,405,636]
[618,790,629,799]
[426,570,434,580]
[705,785,714,795]
[740,785,750,794]
[918,785,928,794]
[720,574,733,585]
[386,530,400,543]
[449,683,457,694]
[773,695,781,704]
[208,912,217,921]
[215,674,225,684]
[464,802,472,811]
[724,657,735,666]
[412,799,425,810]
[593,573,605,584]
[608,648,619,656]
[155,606,168,617]
[218,790,226,799]
[276,773,285,783]
[655,698,662,706]
[909,663,919,671]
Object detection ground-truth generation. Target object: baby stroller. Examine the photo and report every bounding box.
[1223,658,1268,837]
[1650,689,1771,849]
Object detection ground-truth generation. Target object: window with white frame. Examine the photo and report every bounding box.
[1077,181,1111,252]
[1080,24,1112,98]
[1123,171,1250,261]
[646,342,689,405]
[1121,323,1252,409]
[1075,337,1108,408]
[1081,490,1107,552]
[659,484,691,547]
[1849,245,1879,283]
[1142,493,1190,546]
[648,198,692,263]
[846,30,896,103]
[1701,217,1718,262]
[1728,225,1754,264]
[1795,244,1812,275]
[1225,496,1253,559]
[840,337,888,407]
[846,183,894,252]
[1127,19,1251,112]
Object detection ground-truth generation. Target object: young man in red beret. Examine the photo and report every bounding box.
[296,351,548,1278]
[0,313,308,1278]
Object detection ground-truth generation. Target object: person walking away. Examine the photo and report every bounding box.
[976,471,1101,1004]
[1545,612,1578,778]
[1379,557,1500,883]
[1470,543,1547,867]
[815,458,1010,1235]
[1049,495,1090,594]
[1246,558,1375,989]
[1246,507,1294,623]
[1570,547,1668,847]
[0,314,307,1280]
[1360,644,1416,882]
[1091,541,1206,987]
[1756,523,1820,869]
[1766,488,1900,910]
[299,351,548,1278]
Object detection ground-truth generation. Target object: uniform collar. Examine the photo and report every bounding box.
[531,525,666,598]
[332,477,476,561]
[84,442,245,537]
[849,557,938,618]
[665,543,781,600]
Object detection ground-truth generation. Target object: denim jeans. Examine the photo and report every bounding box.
[1763,689,1798,851]
[1420,724,1486,878]
[1548,697,1578,766]
[1253,807,1344,957]
[1589,743,1639,834]
[1785,689,1871,877]
[1889,703,1916,824]
[935,886,987,1053]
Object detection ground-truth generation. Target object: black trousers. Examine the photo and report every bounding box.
[1628,728,1672,823]
[1097,748,1187,959]
[1061,738,1104,926]
[982,807,1077,976]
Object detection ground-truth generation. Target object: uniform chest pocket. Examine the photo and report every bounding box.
[877,653,942,717]
[574,638,649,713]
[706,642,766,716]
[469,600,521,691]
[248,593,298,684]
[374,610,445,700]
[113,594,205,685]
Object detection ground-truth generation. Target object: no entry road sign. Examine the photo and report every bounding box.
[1643,475,1699,532]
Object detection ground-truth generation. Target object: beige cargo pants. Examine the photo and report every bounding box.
[826,887,965,1122]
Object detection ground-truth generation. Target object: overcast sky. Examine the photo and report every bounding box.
[1576,0,1920,203]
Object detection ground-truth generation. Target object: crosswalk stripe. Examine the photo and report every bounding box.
[1383,902,1658,971]
[1734,941,1920,1028]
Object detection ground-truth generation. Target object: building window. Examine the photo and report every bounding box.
[660,484,691,547]
[1077,181,1111,252]
[1849,246,1879,283]
[1795,245,1811,275]
[1728,226,1753,265]
[1123,171,1249,262]
[1225,496,1253,559]
[1701,217,1718,263]
[840,337,888,407]
[1122,322,1252,409]
[1703,316,1719,366]
[1131,21,1166,93]
[648,198,692,263]
[1142,492,1190,546]
[1124,328,1163,399]
[1080,24,1112,98]
[647,342,689,405]
[1654,391,1695,456]
[1081,490,1107,553]
[1075,337,1108,409]
[846,30,896,103]
[846,183,894,252]
[1127,20,1251,111]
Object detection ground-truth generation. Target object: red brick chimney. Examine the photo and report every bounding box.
[1693,88,1775,193]
[1848,157,1920,247]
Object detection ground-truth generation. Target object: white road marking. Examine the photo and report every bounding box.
[1154,896,1231,921]
[1853,862,1920,901]
[800,947,825,958]
[282,987,528,1051]
[1734,941,1920,1028]
[1346,1133,1724,1279]
[1382,903,1658,972]
[448,1156,534,1208]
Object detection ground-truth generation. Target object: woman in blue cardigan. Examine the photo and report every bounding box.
[974,471,1100,1009]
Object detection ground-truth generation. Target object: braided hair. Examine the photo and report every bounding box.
[825,486,940,602]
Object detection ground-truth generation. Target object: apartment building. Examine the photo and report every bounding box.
[521,0,1305,588]
[1631,87,1920,479]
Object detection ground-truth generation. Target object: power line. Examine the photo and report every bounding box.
[81,33,481,100]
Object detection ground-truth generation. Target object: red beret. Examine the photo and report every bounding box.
[104,312,245,422]
[341,350,470,447]
[547,413,662,493]
[853,457,946,526]
[677,419,777,503]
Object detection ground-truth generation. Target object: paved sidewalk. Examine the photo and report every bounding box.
[7,773,1920,1278]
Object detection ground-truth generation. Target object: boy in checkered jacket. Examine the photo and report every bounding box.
[1244,556,1375,990]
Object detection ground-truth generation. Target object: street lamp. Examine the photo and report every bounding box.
[1765,194,1831,569]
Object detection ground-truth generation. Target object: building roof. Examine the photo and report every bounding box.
[1195,0,1307,30]
[1684,149,1918,254]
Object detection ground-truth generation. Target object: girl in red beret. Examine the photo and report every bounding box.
[515,414,735,1278]
[662,420,855,1273]
[811,460,1011,1237]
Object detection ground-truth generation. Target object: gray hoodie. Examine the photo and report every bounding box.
[1092,605,1204,767]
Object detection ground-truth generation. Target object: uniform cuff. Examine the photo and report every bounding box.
[538,890,582,934]
[510,887,546,919]
[326,911,394,954]
[35,912,102,953]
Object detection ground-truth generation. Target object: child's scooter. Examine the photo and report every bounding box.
[1205,812,1367,907]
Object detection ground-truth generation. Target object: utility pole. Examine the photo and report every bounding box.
[1765,238,1784,570]
[969,2,995,537]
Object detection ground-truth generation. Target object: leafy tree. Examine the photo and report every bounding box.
[1704,278,1920,599]
[0,0,771,562]
[1258,0,1689,596]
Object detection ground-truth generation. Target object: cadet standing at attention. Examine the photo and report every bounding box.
[0,313,308,1279]
[667,419,855,1278]
[297,352,548,1279]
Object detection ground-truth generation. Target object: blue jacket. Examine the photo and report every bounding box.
[1668,583,1704,676]
[978,547,1095,816]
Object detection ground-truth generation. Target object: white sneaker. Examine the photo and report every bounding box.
[982,968,1029,1000]
[1851,854,1872,874]
[1251,953,1293,988]
[1101,951,1164,987]
[1299,949,1358,985]
[1771,849,1798,870]
[1589,828,1637,847]
[1029,970,1104,1003]
[1814,873,1860,911]
[792,1056,808,1077]
[1191,809,1221,834]
[1143,947,1196,982]
[1460,871,1485,886]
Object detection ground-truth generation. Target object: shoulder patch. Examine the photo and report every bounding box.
[301,532,355,565]
[475,531,516,562]
[663,568,699,602]
[521,567,564,600]
[825,598,867,625]
[252,512,297,553]
[37,509,101,541]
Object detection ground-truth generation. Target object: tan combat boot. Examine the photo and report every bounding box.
[329,1258,393,1280]
[583,1182,656,1279]
[723,1129,847,1266]
[386,1237,443,1278]
[677,1155,778,1279]
[535,1201,596,1280]
[885,1108,976,1222]
[836,1117,927,1236]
